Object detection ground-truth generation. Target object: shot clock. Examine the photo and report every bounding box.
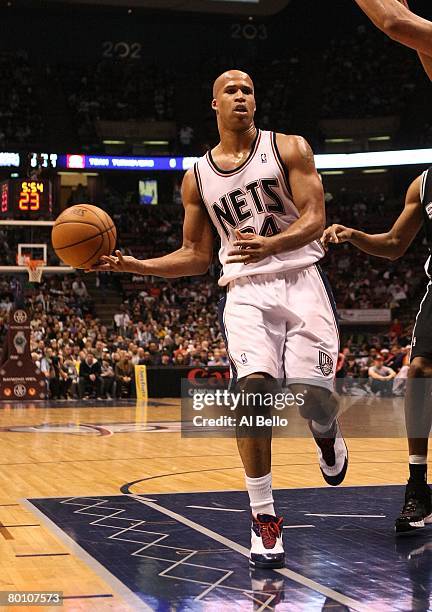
[0,179,53,219]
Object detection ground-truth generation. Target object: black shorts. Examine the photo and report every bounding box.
[411,281,432,362]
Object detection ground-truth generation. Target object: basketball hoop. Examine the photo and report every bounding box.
[22,257,44,283]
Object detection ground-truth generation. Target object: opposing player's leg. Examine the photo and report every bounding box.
[396,285,432,534]
[284,265,348,485]
[396,357,432,534]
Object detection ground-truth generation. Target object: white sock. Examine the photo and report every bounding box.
[245,472,275,517]
[311,418,336,434]
[409,455,427,464]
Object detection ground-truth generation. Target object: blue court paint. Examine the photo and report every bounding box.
[28,486,432,611]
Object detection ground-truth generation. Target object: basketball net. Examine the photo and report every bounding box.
[19,256,45,283]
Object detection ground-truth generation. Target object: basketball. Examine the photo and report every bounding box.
[51,204,117,269]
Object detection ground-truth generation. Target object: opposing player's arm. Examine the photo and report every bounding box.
[354,0,432,72]
[91,169,213,277]
[227,135,324,264]
[399,0,432,81]
[395,0,432,80]
[322,175,423,260]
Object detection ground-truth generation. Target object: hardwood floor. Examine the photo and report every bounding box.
[0,397,415,610]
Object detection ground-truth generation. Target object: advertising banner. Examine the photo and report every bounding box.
[146,366,230,398]
[134,365,149,400]
[0,308,47,400]
[339,309,392,324]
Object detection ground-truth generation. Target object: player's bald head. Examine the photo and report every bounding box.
[212,70,254,98]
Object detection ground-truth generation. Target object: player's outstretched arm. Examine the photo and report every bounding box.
[91,169,213,277]
[354,0,432,78]
[322,175,423,260]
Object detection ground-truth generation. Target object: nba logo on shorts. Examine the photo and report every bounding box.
[426,202,432,219]
[317,351,333,376]
[241,353,248,364]
[261,153,267,164]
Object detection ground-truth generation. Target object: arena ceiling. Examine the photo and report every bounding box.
[43,0,291,15]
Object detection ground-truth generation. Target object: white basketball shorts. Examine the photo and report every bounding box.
[219,265,339,390]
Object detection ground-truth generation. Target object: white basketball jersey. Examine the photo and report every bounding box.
[195,130,324,286]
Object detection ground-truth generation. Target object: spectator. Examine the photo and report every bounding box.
[161,353,172,366]
[385,346,402,371]
[62,357,78,399]
[101,352,115,399]
[380,348,391,364]
[208,349,225,366]
[148,341,162,365]
[114,307,132,336]
[368,356,396,396]
[93,340,105,360]
[115,355,134,398]
[174,352,189,366]
[335,351,347,393]
[40,348,57,399]
[138,350,153,366]
[79,353,102,399]
[178,125,194,153]
[393,346,411,395]
[389,318,403,338]
[72,277,89,299]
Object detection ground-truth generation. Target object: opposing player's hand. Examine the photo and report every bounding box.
[87,250,138,273]
[227,229,275,265]
[321,224,353,249]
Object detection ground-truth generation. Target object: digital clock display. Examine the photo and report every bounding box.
[0,179,53,219]
[18,181,44,211]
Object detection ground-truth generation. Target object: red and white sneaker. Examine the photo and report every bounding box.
[309,419,348,486]
[250,513,284,569]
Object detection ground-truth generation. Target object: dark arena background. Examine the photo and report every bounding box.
[0,0,432,609]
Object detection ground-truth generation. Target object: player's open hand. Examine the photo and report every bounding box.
[321,224,353,249]
[87,250,137,273]
[396,0,409,8]
[227,229,275,265]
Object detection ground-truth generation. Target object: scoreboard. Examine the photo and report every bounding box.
[0,179,53,219]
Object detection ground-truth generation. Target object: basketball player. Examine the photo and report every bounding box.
[354,0,432,80]
[322,170,432,534]
[93,70,348,568]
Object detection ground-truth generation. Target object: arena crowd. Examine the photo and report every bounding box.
[0,178,425,399]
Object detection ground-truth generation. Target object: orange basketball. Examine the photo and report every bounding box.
[51,204,117,269]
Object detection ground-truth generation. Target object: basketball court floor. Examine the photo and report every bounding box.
[1,396,429,611]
